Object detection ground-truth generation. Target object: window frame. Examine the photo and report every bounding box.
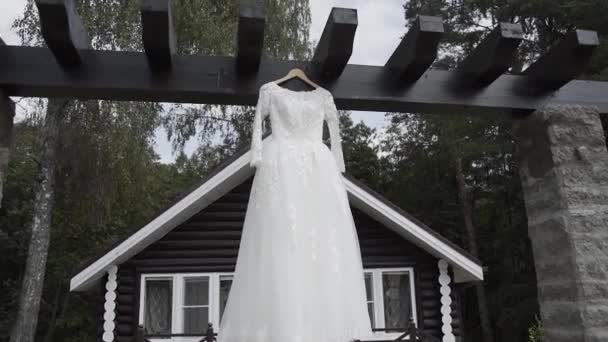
[139,272,234,338]
[364,267,418,339]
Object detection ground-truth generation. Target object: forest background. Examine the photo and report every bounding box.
[1,1,607,342]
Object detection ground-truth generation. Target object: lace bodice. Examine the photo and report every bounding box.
[250,82,345,172]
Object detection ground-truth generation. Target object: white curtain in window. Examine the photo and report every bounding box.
[382,273,411,329]
[145,279,173,335]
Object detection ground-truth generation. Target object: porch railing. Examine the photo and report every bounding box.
[135,323,217,342]
[362,318,441,342]
[135,318,440,342]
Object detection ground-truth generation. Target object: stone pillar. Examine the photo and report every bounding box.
[0,93,15,207]
[515,105,608,342]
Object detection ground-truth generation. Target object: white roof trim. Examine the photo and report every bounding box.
[70,149,253,291]
[71,145,483,291]
[343,178,483,283]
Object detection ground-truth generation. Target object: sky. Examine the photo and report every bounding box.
[0,0,407,163]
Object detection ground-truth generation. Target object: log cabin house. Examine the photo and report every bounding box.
[70,144,483,342]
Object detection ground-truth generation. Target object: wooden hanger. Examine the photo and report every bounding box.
[273,68,319,89]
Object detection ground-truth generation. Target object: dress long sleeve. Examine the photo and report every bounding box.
[250,87,270,168]
[324,93,346,172]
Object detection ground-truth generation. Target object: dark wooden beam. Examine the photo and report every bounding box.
[236,0,265,74]
[141,0,176,71]
[457,23,523,87]
[523,29,599,91]
[34,0,90,68]
[1,46,607,114]
[384,15,444,84]
[311,7,358,79]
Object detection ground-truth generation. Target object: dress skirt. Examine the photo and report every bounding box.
[218,136,372,342]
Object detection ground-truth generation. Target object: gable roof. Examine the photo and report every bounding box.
[70,141,483,291]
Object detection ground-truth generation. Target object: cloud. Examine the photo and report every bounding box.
[310,0,405,133]
[311,0,405,66]
[0,0,27,45]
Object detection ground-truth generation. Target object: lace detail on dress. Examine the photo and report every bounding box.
[250,84,271,168]
[324,93,346,172]
[249,83,346,172]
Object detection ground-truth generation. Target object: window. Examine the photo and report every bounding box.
[364,273,375,328]
[218,275,233,322]
[182,277,209,334]
[139,269,415,339]
[382,271,414,329]
[139,273,232,338]
[364,268,417,334]
[143,278,173,335]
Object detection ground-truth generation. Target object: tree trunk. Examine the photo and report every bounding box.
[9,99,66,342]
[454,157,495,342]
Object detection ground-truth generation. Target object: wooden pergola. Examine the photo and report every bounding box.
[0,0,606,115]
[1,1,608,342]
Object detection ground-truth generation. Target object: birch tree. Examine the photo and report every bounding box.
[9,99,67,342]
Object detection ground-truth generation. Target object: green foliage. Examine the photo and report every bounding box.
[377,111,538,341]
[399,1,608,340]
[162,0,312,152]
[0,102,238,342]
[0,122,39,338]
[339,112,382,189]
[528,316,543,342]
[404,0,608,74]
[336,109,539,341]
[12,0,311,153]
[1,101,170,342]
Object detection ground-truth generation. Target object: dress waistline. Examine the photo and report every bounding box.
[271,136,325,145]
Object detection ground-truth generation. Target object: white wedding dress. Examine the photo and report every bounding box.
[219,82,372,342]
